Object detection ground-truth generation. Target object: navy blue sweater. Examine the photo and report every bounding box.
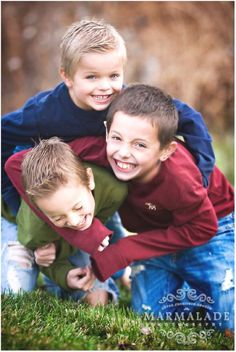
[2,82,215,215]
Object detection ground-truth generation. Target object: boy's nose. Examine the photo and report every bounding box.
[66,213,81,227]
[119,144,131,158]
[98,78,110,90]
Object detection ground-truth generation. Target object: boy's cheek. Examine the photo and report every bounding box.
[105,145,113,161]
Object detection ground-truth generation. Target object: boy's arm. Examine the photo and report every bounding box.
[2,107,40,215]
[91,188,218,282]
[40,247,77,291]
[17,200,61,249]
[174,98,215,187]
[17,200,91,291]
[5,150,112,255]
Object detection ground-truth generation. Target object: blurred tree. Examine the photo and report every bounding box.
[2,1,233,134]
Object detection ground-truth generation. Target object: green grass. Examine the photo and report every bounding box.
[213,132,234,185]
[1,134,234,351]
[1,289,234,350]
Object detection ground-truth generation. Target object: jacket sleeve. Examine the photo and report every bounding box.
[91,188,218,282]
[16,199,76,291]
[5,150,112,254]
[174,98,215,187]
[40,243,76,291]
[17,199,62,249]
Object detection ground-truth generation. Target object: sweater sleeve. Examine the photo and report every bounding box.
[174,98,215,187]
[91,188,218,282]
[2,107,39,215]
[5,150,112,255]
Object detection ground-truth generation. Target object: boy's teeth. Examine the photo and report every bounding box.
[117,161,134,170]
[93,95,109,100]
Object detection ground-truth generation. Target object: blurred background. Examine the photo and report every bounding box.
[2,1,234,184]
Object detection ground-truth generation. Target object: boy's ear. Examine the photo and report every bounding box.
[86,168,95,190]
[59,68,73,88]
[160,141,177,162]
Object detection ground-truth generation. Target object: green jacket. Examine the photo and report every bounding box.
[16,163,127,290]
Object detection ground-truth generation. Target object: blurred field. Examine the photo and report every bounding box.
[2,1,234,182]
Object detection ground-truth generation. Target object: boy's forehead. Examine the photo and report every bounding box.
[111,111,158,138]
[79,49,125,66]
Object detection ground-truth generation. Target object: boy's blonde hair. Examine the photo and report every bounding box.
[22,137,90,204]
[60,18,127,78]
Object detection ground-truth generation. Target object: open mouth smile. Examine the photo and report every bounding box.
[68,215,88,230]
[92,94,112,103]
[115,160,136,172]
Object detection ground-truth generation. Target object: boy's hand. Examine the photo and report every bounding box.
[67,266,96,291]
[98,236,110,252]
[34,243,56,267]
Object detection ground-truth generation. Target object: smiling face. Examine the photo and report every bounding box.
[36,178,95,231]
[106,112,176,183]
[61,49,124,111]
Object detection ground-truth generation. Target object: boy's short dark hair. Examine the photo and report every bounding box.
[106,84,178,148]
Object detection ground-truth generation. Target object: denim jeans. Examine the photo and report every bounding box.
[131,212,234,331]
[1,217,119,302]
[1,217,39,293]
[105,212,127,280]
[43,249,119,302]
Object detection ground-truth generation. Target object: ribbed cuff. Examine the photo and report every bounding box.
[61,218,113,255]
[91,244,127,282]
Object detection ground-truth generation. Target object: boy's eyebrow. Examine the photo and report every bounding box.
[110,130,150,144]
[84,69,122,74]
[44,212,64,219]
[45,202,82,218]
[72,202,82,209]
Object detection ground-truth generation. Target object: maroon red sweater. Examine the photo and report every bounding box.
[5,137,234,281]
[69,137,234,281]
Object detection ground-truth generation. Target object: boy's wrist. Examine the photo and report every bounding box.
[91,243,127,282]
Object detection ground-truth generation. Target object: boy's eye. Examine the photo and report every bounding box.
[111,135,121,141]
[74,206,83,211]
[86,75,96,80]
[54,217,63,222]
[135,143,147,149]
[110,73,120,79]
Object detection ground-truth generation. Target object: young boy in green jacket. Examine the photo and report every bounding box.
[2,137,127,305]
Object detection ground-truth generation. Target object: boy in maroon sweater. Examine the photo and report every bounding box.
[5,84,234,332]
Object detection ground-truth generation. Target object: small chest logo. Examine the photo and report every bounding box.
[145,202,157,211]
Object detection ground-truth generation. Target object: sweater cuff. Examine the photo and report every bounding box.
[90,244,127,282]
[63,218,113,254]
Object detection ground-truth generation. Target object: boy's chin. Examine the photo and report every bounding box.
[92,103,110,111]
[112,169,136,182]
[78,218,93,231]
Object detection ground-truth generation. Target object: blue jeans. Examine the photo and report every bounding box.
[1,217,38,293]
[131,213,234,331]
[105,212,127,280]
[43,249,119,302]
[1,217,119,302]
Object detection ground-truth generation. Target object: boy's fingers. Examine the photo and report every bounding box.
[71,267,87,276]
[41,244,51,249]
[36,243,56,255]
[97,236,110,252]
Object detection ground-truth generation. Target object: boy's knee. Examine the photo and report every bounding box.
[7,241,35,269]
[221,268,234,291]
[84,289,109,306]
[1,241,38,294]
